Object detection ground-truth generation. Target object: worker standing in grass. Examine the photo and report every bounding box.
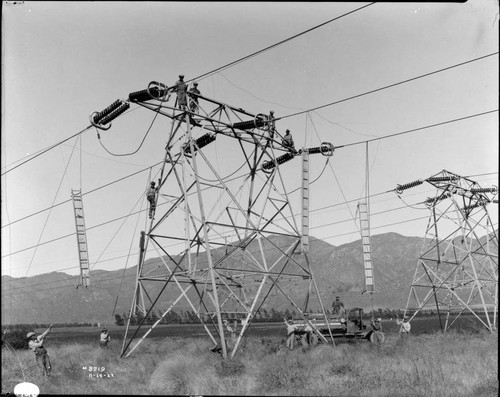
[396,315,411,343]
[370,318,385,346]
[223,319,236,350]
[284,317,296,350]
[27,325,53,376]
[331,296,346,316]
[100,328,111,348]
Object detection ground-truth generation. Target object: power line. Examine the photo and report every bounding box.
[1,126,93,176]
[1,4,374,179]
[321,215,431,241]
[189,3,376,85]
[1,162,161,229]
[277,52,499,122]
[24,136,80,277]
[4,191,498,295]
[339,109,499,149]
[3,146,498,259]
[4,103,497,233]
[5,207,474,297]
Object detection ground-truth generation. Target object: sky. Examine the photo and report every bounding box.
[1,1,499,281]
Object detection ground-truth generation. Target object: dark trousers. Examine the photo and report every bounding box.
[35,352,51,375]
[147,197,156,217]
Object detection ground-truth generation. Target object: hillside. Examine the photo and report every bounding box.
[1,232,430,325]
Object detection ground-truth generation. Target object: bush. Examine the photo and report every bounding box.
[257,352,310,391]
[215,358,245,377]
[2,326,32,350]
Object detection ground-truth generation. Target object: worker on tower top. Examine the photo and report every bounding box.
[171,74,188,110]
[189,82,201,113]
[282,129,295,152]
[267,111,276,145]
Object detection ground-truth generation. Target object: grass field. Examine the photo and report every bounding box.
[2,322,498,396]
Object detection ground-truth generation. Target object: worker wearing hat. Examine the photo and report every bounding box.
[267,110,276,145]
[331,295,346,316]
[188,82,201,113]
[396,315,411,342]
[284,317,296,350]
[281,129,296,153]
[27,324,53,376]
[172,74,188,110]
[100,328,111,348]
[370,317,385,346]
[146,180,160,219]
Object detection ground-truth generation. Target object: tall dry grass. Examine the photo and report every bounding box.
[2,330,497,396]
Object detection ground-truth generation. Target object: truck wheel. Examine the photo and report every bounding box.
[301,332,319,347]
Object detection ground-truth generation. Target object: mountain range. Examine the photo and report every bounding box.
[0,232,447,325]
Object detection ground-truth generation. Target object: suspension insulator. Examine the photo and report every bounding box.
[129,89,153,102]
[462,199,488,212]
[426,176,458,183]
[97,102,130,126]
[424,193,450,207]
[395,179,423,195]
[470,186,497,194]
[183,133,216,156]
[306,142,335,156]
[90,100,129,130]
[92,100,122,125]
[262,152,295,171]
[232,114,267,131]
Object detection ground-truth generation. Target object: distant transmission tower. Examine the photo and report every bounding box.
[396,170,498,332]
[90,80,335,358]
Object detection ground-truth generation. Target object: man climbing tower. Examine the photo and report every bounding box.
[146,181,159,219]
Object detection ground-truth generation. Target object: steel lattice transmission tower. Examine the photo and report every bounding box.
[396,170,498,332]
[90,81,336,358]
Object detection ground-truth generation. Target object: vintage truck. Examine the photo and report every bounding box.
[288,307,382,346]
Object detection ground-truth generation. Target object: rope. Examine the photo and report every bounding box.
[1,125,93,176]
[309,115,361,235]
[112,169,152,317]
[89,188,149,272]
[96,103,162,156]
[25,136,79,277]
